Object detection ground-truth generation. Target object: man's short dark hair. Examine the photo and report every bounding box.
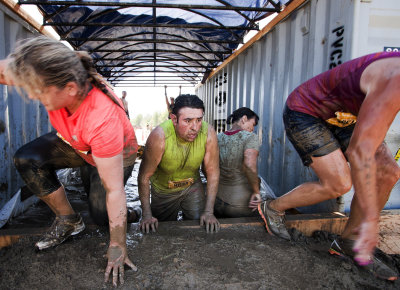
[171,94,205,116]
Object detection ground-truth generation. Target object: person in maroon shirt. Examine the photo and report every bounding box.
[262,52,400,281]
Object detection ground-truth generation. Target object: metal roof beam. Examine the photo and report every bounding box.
[106,70,202,74]
[113,85,195,87]
[93,57,219,62]
[63,37,242,45]
[110,75,201,79]
[96,64,214,68]
[89,49,230,54]
[111,79,195,83]
[20,1,280,12]
[42,22,258,30]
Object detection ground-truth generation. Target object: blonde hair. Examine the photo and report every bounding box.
[5,36,115,102]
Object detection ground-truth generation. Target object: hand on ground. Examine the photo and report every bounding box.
[140,215,158,233]
[200,212,220,233]
[248,193,262,211]
[104,244,137,287]
[353,220,379,266]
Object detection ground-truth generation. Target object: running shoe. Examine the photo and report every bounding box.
[35,213,85,250]
[259,200,291,241]
[329,238,398,281]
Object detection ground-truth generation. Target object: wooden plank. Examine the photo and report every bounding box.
[0,0,55,38]
[0,235,21,248]
[1,211,400,255]
[285,212,348,236]
[377,211,400,254]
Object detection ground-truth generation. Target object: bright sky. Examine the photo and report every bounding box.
[19,3,274,117]
[114,86,195,117]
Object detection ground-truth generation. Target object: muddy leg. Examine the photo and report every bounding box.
[270,149,352,212]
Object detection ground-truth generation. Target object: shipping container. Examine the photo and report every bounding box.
[197,0,400,213]
[0,2,51,209]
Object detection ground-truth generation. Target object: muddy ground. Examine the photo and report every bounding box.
[1,163,400,289]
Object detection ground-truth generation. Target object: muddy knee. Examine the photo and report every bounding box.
[13,146,40,172]
[14,147,61,196]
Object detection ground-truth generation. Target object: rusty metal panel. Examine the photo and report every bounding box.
[0,3,51,208]
[197,0,400,213]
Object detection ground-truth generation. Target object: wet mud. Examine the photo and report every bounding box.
[1,163,400,289]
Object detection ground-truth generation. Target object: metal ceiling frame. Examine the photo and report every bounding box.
[17,0,285,86]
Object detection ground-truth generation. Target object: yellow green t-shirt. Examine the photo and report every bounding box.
[150,119,208,193]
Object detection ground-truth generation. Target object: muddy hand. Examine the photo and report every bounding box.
[104,245,137,287]
[139,215,158,233]
[248,193,262,211]
[353,220,378,266]
[200,212,220,233]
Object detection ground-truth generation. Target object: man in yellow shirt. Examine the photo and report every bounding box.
[138,94,220,233]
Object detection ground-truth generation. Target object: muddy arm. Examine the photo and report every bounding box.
[93,153,137,286]
[200,125,220,232]
[243,148,260,194]
[243,148,261,208]
[138,126,165,232]
[346,66,400,264]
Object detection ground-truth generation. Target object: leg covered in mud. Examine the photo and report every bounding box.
[13,132,87,249]
[13,132,86,196]
[264,106,353,240]
[150,179,205,221]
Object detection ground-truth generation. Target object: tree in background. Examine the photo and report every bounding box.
[131,110,168,128]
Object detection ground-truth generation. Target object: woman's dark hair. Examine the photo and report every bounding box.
[171,94,205,116]
[226,107,259,125]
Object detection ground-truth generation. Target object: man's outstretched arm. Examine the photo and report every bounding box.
[200,125,220,232]
[347,65,400,265]
[138,126,165,233]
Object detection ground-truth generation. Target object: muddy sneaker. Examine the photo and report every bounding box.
[259,200,291,241]
[35,213,85,250]
[329,238,398,281]
[127,206,142,223]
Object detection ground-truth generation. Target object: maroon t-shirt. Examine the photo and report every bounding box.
[286,52,400,120]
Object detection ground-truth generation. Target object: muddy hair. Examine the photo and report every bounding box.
[171,94,205,116]
[226,107,259,125]
[5,36,117,103]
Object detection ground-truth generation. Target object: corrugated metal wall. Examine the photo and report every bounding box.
[0,3,51,208]
[197,0,358,213]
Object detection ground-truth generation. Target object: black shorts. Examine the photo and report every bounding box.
[283,104,355,166]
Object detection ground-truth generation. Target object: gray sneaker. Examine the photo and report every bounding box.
[35,213,85,250]
[260,200,291,241]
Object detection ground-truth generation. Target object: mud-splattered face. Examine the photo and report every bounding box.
[171,107,204,142]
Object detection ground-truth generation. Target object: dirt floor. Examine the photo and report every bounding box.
[1,220,400,289]
[1,163,400,289]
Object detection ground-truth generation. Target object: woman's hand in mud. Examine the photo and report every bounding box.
[353,220,379,266]
[104,244,137,287]
[248,193,262,211]
[200,212,220,233]
[140,214,158,233]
